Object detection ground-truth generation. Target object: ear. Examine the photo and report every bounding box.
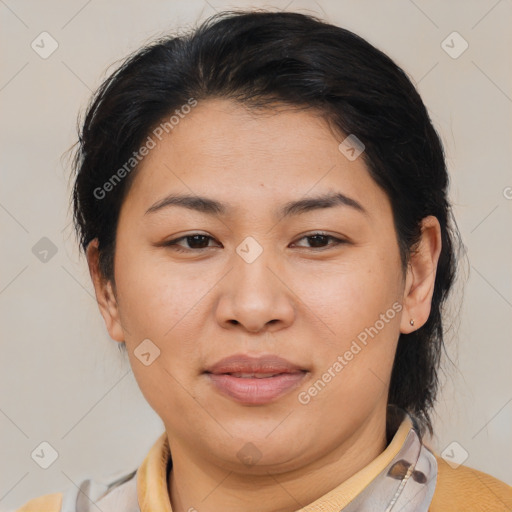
[86,239,125,342]
[400,216,442,334]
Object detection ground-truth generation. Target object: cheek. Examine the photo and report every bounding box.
[296,251,402,391]
[297,251,400,336]
[114,245,209,339]
[114,253,209,413]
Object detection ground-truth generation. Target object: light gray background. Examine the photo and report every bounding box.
[1,0,511,509]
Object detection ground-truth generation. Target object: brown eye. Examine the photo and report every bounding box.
[292,232,347,249]
[164,233,220,252]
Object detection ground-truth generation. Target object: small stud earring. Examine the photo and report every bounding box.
[410,319,415,326]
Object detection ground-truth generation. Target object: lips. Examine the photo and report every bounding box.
[227,372,282,378]
[205,354,305,375]
[204,354,307,405]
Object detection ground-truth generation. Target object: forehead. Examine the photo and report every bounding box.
[120,98,391,223]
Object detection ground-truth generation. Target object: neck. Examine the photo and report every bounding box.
[167,407,389,512]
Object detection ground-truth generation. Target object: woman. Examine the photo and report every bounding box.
[15,9,511,512]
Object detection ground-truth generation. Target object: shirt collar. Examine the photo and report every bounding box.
[136,411,423,512]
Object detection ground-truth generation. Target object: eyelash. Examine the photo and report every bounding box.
[163,232,347,253]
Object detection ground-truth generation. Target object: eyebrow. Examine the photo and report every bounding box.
[145,191,368,219]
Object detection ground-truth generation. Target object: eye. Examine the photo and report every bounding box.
[291,232,347,250]
[163,233,221,252]
[162,231,347,253]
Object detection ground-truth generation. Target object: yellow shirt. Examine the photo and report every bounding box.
[14,416,512,511]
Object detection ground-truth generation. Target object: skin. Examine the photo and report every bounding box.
[87,98,442,512]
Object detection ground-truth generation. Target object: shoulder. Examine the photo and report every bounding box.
[12,492,62,512]
[12,469,138,512]
[429,455,512,511]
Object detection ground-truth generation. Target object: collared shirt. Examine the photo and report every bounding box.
[14,410,512,511]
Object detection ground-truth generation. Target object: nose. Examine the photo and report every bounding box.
[215,250,296,334]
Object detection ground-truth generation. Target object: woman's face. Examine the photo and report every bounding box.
[89,98,439,473]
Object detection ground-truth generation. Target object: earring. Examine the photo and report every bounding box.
[410,319,415,326]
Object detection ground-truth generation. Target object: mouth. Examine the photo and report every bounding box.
[204,354,308,405]
[221,372,291,378]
